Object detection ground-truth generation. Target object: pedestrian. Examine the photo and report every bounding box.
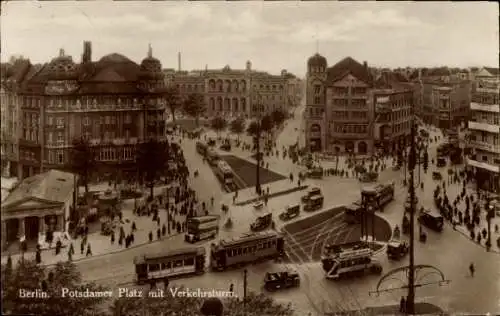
[68,249,73,262]
[162,224,166,236]
[469,263,475,277]
[132,222,136,231]
[80,241,84,254]
[157,228,161,240]
[69,243,74,255]
[35,249,41,264]
[86,243,92,257]
[111,232,115,244]
[149,231,153,242]
[399,296,406,313]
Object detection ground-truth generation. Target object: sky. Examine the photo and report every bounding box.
[1,2,498,77]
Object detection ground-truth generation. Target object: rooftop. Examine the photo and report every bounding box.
[2,170,77,208]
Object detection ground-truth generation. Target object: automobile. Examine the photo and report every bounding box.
[253,201,264,210]
[418,209,444,232]
[207,139,216,146]
[386,240,409,260]
[264,271,300,292]
[279,204,300,221]
[392,165,401,171]
[436,157,447,168]
[220,143,231,151]
[250,213,272,231]
[166,127,174,135]
[301,187,321,202]
[432,172,442,181]
[359,172,378,183]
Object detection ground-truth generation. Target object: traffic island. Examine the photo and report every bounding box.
[235,185,309,206]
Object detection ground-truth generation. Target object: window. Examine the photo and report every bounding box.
[105,116,110,124]
[83,132,91,139]
[56,117,64,127]
[314,96,321,104]
[174,260,183,267]
[83,117,90,126]
[57,132,64,143]
[482,155,488,162]
[48,132,53,143]
[57,151,64,164]
[149,264,160,272]
[125,114,131,124]
[111,116,116,125]
[314,85,321,94]
[481,132,487,142]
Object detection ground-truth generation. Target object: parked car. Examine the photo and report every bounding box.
[279,204,300,221]
[264,271,300,292]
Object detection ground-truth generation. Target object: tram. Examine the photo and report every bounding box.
[134,247,206,284]
[210,231,284,271]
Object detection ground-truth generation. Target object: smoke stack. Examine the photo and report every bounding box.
[178,52,181,72]
[83,41,92,63]
[363,61,368,71]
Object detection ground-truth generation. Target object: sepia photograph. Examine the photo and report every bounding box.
[1,1,499,315]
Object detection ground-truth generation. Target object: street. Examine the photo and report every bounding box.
[21,107,500,315]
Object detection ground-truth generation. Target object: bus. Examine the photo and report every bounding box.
[196,141,208,155]
[214,160,234,186]
[321,247,382,280]
[367,182,395,209]
[185,215,220,243]
[206,148,220,165]
[134,247,206,284]
[210,231,284,271]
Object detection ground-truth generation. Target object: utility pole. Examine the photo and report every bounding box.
[243,269,248,312]
[407,111,417,314]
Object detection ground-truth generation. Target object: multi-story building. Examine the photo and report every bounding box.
[371,71,414,153]
[170,61,291,119]
[305,55,375,154]
[467,78,500,194]
[1,60,38,178]
[18,41,167,181]
[409,68,472,128]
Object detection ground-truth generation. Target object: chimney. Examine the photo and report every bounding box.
[83,41,92,63]
[363,61,368,71]
[178,52,181,72]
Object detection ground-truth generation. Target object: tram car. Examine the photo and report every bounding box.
[134,247,206,284]
[210,231,284,271]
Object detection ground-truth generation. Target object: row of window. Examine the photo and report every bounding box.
[336,257,371,268]
[226,240,277,257]
[23,129,38,142]
[471,113,500,126]
[44,96,163,109]
[148,258,195,272]
[333,124,368,134]
[469,154,500,166]
[470,132,500,145]
[207,80,247,93]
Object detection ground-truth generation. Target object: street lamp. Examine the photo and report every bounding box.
[486,204,494,250]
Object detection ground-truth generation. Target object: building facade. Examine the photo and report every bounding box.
[1,60,38,178]
[1,170,76,247]
[170,61,292,119]
[467,79,500,194]
[305,55,375,154]
[18,42,167,181]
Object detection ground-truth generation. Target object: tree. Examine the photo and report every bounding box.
[260,114,274,134]
[211,116,227,137]
[136,139,170,197]
[246,120,259,136]
[2,260,108,316]
[162,86,182,123]
[270,109,286,127]
[110,287,294,316]
[183,93,206,126]
[230,118,245,141]
[70,137,96,194]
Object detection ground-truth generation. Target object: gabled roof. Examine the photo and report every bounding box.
[326,57,373,86]
[483,67,500,76]
[427,67,451,77]
[2,170,76,209]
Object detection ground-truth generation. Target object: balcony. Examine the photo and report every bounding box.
[466,157,500,173]
[477,87,499,94]
[468,121,500,134]
[470,102,499,113]
[469,140,500,154]
[330,132,369,139]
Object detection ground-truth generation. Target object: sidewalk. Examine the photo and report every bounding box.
[1,184,198,266]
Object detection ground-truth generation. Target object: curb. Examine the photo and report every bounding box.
[451,224,500,255]
[235,185,309,206]
[12,232,184,268]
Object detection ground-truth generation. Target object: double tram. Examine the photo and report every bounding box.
[134,247,206,284]
[210,231,284,271]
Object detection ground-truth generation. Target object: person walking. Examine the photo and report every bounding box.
[469,263,475,277]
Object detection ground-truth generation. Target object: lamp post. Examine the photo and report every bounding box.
[361,188,377,245]
[486,204,494,250]
[406,116,418,314]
